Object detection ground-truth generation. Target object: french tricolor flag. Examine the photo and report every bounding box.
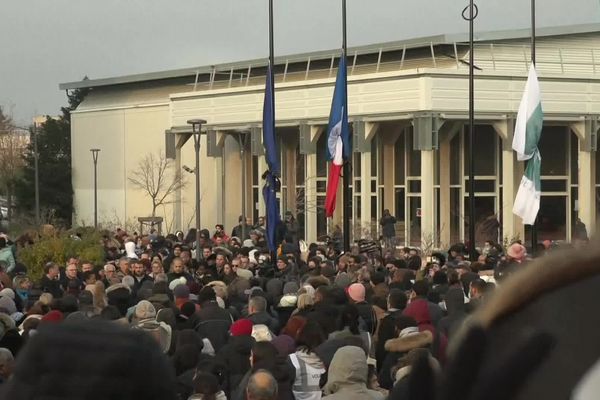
[324,53,351,218]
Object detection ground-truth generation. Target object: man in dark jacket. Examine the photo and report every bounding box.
[40,262,63,298]
[405,280,443,327]
[438,287,467,340]
[167,257,193,284]
[247,296,279,334]
[195,287,233,352]
[379,209,397,249]
[131,259,153,295]
[375,289,407,372]
[347,283,377,335]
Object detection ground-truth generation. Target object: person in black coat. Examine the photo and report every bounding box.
[195,287,233,353]
[247,296,280,335]
[215,319,255,398]
[380,209,397,249]
[233,341,295,400]
[39,262,63,299]
[375,289,407,372]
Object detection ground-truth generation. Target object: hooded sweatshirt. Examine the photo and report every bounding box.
[322,346,383,400]
[403,299,448,364]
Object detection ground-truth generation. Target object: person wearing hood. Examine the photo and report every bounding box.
[403,280,443,328]
[289,320,326,400]
[124,240,138,260]
[322,346,384,400]
[247,296,279,335]
[402,283,447,364]
[378,316,432,390]
[216,318,256,398]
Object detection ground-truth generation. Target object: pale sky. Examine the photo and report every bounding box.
[2,0,599,124]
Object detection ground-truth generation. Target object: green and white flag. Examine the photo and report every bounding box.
[512,65,543,225]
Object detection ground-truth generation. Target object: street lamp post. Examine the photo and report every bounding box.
[90,149,100,229]
[187,119,207,263]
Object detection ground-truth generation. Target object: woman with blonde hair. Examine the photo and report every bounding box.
[92,280,108,313]
[292,294,314,317]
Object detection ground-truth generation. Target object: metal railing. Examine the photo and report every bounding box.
[190,41,600,92]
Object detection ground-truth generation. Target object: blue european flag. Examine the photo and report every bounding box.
[262,63,280,176]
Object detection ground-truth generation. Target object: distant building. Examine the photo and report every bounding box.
[61,24,600,246]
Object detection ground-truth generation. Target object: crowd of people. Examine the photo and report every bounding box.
[0,216,545,399]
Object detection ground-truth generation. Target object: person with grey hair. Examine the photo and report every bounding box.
[248,296,279,334]
[0,347,14,384]
[247,370,278,400]
[102,264,119,287]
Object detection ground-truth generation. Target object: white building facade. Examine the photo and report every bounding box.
[62,26,600,247]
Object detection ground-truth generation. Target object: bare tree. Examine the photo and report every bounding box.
[0,109,28,222]
[128,152,185,218]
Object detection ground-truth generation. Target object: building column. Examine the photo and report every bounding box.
[571,118,598,237]
[284,139,297,215]
[493,118,524,242]
[360,151,372,237]
[257,155,267,217]
[299,124,323,243]
[438,121,461,247]
[413,114,438,247]
[380,123,408,218]
[305,152,318,243]
[215,152,224,225]
[420,150,436,244]
[355,121,379,239]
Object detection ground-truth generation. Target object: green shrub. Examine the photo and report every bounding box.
[18,231,105,281]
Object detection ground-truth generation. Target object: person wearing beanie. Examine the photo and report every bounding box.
[216,318,255,397]
[347,283,377,335]
[0,295,16,315]
[1,320,178,400]
[230,318,253,337]
[132,300,156,324]
[172,284,194,311]
[106,283,133,317]
[507,242,527,263]
[196,287,233,353]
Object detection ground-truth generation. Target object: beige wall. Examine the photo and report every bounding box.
[72,105,177,230]
[70,39,600,241]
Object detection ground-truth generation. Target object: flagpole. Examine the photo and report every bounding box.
[269,0,275,142]
[530,0,538,256]
[341,0,351,253]
[463,1,478,261]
